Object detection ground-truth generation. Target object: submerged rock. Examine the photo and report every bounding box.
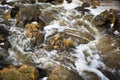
[48,65,84,80]
[0,65,40,80]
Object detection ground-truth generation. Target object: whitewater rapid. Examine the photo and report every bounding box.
[5,0,120,80]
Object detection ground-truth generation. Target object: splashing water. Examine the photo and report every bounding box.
[5,0,120,80]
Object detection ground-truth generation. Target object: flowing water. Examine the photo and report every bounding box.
[1,0,120,80]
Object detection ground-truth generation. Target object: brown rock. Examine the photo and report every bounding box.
[0,65,39,80]
[25,22,39,38]
[25,22,45,46]
[41,7,63,24]
[48,33,75,50]
[82,2,90,7]
[91,0,100,8]
[15,4,41,26]
[83,14,94,21]
[48,65,84,80]
[82,71,99,80]
[3,10,11,20]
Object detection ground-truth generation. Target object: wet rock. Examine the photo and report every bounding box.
[82,2,90,7]
[1,0,15,6]
[93,11,107,26]
[66,0,72,3]
[91,0,100,8]
[3,10,11,20]
[47,32,75,51]
[46,20,95,51]
[75,6,84,12]
[93,9,120,34]
[93,9,118,27]
[25,22,45,46]
[38,0,53,3]
[21,0,36,4]
[25,22,40,38]
[41,7,63,24]
[113,14,120,32]
[83,14,94,22]
[51,0,63,5]
[0,65,40,80]
[0,25,11,49]
[0,48,9,62]
[15,4,41,26]
[48,65,84,80]
[82,71,99,80]
[36,67,49,79]
[75,6,90,15]
[0,0,7,5]
[10,6,20,18]
[0,9,4,15]
[0,34,11,49]
[100,69,120,80]
[0,25,10,37]
[38,0,63,5]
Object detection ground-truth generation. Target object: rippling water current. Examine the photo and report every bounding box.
[2,0,120,80]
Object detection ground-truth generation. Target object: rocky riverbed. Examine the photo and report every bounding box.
[0,0,120,80]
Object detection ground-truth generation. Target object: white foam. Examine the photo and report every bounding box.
[40,77,48,80]
[44,21,65,39]
[6,0,17,2]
